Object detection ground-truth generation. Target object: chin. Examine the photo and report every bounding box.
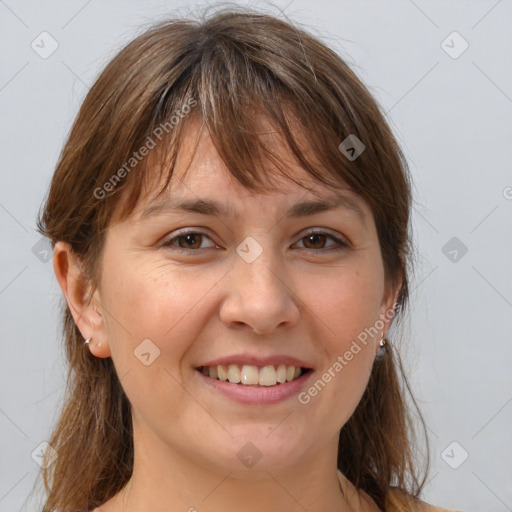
[209,425,307,472]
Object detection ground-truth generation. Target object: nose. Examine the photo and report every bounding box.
[218,245,300,336]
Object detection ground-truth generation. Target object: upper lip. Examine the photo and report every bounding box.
[197,354,313,369]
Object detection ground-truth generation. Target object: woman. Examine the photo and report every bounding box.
[36,6,462,512]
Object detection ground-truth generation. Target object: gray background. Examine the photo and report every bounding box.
[1,1,511,511]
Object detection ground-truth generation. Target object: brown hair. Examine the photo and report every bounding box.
[35,5,429,511]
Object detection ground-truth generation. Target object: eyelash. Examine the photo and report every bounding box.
[162,230,349,254]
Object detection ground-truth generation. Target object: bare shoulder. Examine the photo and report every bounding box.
[415,502,464,512]
[90,502,113,512]
[89,491,123,512]
[386,488,464,512]
[414,503,464,512]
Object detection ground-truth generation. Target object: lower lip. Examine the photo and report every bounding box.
[195,369,314,405]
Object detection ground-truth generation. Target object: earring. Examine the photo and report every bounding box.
[84,337,92,345]
[375,337,387,360]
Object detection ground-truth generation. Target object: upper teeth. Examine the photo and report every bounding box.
[200,364,302,386]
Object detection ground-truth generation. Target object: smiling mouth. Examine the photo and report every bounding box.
[196,364,311,387]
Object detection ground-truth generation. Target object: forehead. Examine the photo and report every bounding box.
[170,125,317,198]
[176,113,320,183]
[114,113,370,225]
[163,116,321,188]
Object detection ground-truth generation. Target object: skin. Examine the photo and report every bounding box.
[54,117,399,512]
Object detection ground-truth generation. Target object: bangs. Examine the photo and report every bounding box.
[108,17,372,223]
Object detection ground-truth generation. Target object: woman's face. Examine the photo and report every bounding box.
[77,117,397,478]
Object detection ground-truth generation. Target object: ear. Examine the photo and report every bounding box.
[378,274,403,338]
[53,241,111,358]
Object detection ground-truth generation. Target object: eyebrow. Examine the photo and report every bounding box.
[138,194,367,225]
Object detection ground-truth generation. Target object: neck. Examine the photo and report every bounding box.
[119,468,355,512]
[109,429,359,512]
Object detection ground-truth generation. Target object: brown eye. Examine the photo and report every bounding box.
[302,233,328,249]
[163,231,216,252]
[295,231,348,252]
[163,230,348,255]
[176,233,203,249]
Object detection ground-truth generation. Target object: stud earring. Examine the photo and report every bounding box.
[84,337,92,345]
[375,337,387,360]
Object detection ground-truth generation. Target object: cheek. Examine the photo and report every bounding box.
[299,264,383,420]
[98,257,221,426]
[308,262,385,349]
[100,254,219,362]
